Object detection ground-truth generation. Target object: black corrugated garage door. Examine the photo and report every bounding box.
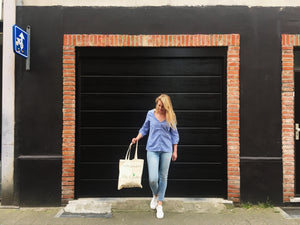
[75,47,227,198]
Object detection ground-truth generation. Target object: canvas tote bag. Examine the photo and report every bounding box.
[118,142,144,190]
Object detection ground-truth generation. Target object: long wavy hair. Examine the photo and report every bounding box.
[155,94,177,129]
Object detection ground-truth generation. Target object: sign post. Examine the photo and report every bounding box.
[26,26,31,71]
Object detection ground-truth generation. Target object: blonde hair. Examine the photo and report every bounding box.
[155,94,177,129]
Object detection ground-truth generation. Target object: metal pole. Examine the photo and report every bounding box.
[26,25,30,71]
[1,0,16,205]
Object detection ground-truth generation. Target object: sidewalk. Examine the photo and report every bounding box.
[0,206,300,225]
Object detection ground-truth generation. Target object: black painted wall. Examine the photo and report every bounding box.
[15,5,300,205]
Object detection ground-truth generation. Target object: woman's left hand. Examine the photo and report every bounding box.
[172,152,177,161]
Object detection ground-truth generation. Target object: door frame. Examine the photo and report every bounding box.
[281,34,300,202]
[61,34,241,205]
[294,68,300,196]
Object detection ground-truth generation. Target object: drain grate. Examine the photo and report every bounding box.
[280,207,300,218]
[55,209,112,218]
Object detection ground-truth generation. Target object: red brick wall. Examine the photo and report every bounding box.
[281,34,300,202]
[62,34,241,205]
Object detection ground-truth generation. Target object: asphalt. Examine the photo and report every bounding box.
[0,206,300,225]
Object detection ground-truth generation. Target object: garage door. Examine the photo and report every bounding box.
[75,47,227,198]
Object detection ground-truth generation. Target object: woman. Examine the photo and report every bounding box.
[132,94,179,219]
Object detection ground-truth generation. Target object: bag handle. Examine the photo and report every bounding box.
[125,141,139,160]
[125,143,132,160]
[134,141,138,160]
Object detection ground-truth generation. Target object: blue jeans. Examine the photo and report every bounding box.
[147,151,172,202]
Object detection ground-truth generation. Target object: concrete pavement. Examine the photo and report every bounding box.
[0,199,300,225]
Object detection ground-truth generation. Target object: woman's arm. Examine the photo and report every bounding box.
[170,127,179,145]
[132,133,143,144]
[132,111,150,144]
[172,144,177,161]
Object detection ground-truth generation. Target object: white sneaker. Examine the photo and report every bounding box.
[150,196,158,209]
[156,205,164,219]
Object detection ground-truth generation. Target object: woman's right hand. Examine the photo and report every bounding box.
[132,133,142,144]
[132,138,138,144]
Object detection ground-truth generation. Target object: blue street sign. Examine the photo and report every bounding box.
[13,25,29,58]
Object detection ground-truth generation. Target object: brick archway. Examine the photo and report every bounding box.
[62,34,240,205]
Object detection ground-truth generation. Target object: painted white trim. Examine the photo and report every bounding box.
[17,0,300,7]
[290,197,300,202]
[0,0,2,21]
[1,0,15,205]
